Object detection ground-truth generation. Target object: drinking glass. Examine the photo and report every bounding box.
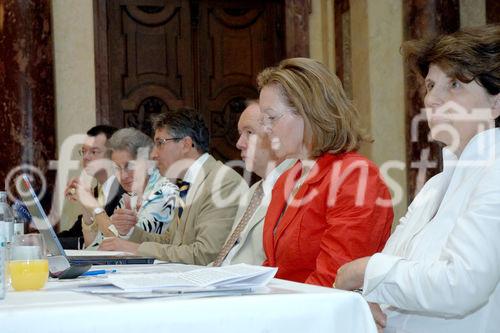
[8,234,49,291]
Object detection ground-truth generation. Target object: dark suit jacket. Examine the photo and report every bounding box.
[58,179,125,249]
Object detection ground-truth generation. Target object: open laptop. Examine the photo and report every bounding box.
[18,174,155,278]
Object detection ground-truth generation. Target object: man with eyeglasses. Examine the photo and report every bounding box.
[100,108,248,265]
[58,125,125,249]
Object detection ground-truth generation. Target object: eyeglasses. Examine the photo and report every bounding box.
[260,113,285,129]
[112,161,137,174]
[79,148,105,157]
[154,137,182,148]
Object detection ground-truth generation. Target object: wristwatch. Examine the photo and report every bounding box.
[92,207,105,220]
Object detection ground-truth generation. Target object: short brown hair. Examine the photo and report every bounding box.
[257,58,366,157]
[402,25,499,94]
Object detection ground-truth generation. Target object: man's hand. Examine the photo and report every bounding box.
[335,256,371,291]
[99,237,140,254]
[64,178,80,202]
[65,178,98,211]
[368,302,387,333]
[111,208,138,236]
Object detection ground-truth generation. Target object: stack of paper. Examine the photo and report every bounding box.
[74,264,277,299]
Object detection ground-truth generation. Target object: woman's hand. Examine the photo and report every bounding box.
[369,302,387,333]
[335,257,385,332]
[111,208,138,236]
[99,237,140,254]
[335,256,371,291]
[110,195,138,235]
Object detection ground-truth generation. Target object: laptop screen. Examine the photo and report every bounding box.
[17,175,155,267]
[18,174,67,258]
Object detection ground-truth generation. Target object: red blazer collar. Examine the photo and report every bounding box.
[275,153,347,192]
[265,153,350,252]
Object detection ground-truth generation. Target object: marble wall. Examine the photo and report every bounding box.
[0,0,56,204]
[284,0,312,57]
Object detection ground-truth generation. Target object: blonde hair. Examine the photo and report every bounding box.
[257,57,366,157]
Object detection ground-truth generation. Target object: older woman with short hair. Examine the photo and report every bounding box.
[336,25,500,333]
[69,127,178,248]
[257,58,394,287]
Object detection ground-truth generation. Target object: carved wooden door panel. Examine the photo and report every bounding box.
[197,0,284,161]
[103,0,194,136]
[96,0,286,161]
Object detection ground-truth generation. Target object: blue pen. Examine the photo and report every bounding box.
[81,269,117,276]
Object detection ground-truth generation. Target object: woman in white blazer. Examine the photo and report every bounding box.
[335,25,500,333]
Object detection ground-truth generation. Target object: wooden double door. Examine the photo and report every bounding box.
[94,0,305,162]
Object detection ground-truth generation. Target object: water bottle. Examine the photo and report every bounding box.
[12,204,25,236]
[0,235,6,300]
[0,192,14,243]
[13,201,31,236]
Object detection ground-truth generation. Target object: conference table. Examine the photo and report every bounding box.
[0,265,377,333]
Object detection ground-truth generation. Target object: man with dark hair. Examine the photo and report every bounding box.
[85,125,118,139]
[100,108,247,265]
[58,125,125,249]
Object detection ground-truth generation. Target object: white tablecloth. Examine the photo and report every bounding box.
[0,270,376,333]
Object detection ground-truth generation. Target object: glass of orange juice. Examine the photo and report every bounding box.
[8,234,49,291]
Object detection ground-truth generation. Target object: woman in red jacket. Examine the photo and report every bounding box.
[257,58,394,287]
